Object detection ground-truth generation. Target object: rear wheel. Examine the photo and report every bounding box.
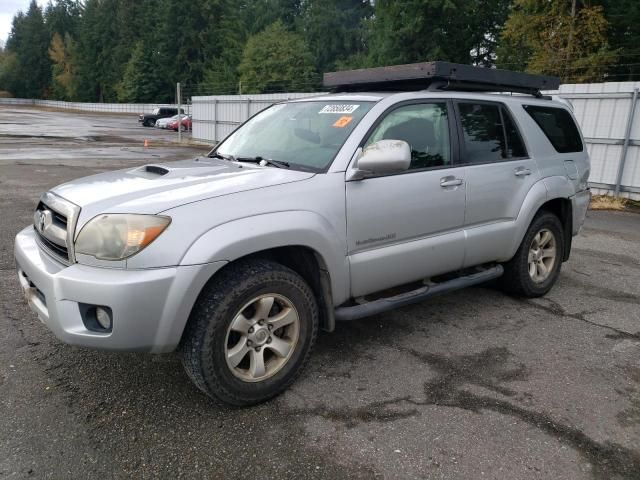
[180,259,318,406]
[500,211,564,297]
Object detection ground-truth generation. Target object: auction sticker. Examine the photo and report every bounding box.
[319,104,359,114]
[332,116,353,128]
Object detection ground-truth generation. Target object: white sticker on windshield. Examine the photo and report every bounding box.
[319,104,359,114]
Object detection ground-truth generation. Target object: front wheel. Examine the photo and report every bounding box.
[180,259,318,406]
[500,211,564,297]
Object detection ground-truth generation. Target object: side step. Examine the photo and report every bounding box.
[334,265,503,322]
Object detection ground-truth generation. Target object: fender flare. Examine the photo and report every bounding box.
[179,210,350,305]
[506,176,574,260]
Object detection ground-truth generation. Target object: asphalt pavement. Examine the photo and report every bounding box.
[1,105,639,480]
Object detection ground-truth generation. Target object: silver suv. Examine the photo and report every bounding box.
[15,63,590,405]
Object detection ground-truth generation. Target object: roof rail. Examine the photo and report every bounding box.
[323,62,560,97]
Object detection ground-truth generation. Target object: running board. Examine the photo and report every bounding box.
[334,265,503,322]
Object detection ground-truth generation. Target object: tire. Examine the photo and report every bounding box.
[180,259,319,406]
[148,119,156,127]
[500,211,564,298]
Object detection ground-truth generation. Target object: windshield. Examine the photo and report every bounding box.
[215,100,374,171]
[152,108,160,115]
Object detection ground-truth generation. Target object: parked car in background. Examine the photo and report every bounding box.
[168,115,192,131]
[156,114,183,129]
[138,107,184,127]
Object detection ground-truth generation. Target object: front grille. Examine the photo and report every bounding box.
[32,193,79,265]
[34,227,69,260]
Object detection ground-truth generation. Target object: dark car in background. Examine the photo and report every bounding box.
[138,107,185,127]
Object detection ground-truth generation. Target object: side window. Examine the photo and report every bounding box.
[364,103,451,169]
[523,105,583,153]
[501,107,527,158]
[458,103,505,164]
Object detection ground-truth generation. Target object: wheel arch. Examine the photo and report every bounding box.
[179,211,348,333]
[508,178,575,262]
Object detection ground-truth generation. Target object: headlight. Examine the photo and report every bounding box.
[75,214,171,261]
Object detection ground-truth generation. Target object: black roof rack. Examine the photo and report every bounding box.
[323,61,560,97]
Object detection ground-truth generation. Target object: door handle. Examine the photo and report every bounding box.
[514,167,532,177]
[440,177,463,187]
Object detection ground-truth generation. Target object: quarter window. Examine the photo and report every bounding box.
[364,103,451,169]
[524,105,583,153]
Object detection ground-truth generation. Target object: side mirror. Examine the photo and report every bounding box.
[355,139,411,178]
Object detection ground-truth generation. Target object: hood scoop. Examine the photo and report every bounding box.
[144,164,170,176]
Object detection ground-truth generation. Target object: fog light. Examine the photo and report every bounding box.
[95,307,112,330]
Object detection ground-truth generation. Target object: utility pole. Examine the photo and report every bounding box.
[177,82,182,143]
[564,0,577,81]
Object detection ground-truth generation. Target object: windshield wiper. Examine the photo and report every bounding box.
[208,152,236,161]
[236,156,290,169]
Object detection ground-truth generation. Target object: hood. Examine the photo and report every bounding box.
[52,157,315,222]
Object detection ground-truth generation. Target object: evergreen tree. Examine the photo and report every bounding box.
[300,0,372,72]
[366,0,511,68]
[238,21,317,93]
[5,1,51,98]
[119,41,168,102]
[242,0,303,34]
[44,0,81,38]
[599,0,640,81]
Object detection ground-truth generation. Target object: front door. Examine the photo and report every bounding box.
[346,101,467,297]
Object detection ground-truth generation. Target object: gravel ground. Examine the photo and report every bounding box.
[1,106,639,480]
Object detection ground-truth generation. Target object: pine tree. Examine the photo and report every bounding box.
[5,1,51,98]
[366,0,511,68]
[300,0,372,73]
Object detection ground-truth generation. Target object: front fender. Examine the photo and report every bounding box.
[179,210,350,304]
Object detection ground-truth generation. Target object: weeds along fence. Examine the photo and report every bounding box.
[0,97,191,115]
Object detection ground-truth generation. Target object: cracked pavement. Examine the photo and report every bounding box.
[1,106,639,479]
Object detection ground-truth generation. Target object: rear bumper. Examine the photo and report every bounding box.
[571,188,591,235]
[15,226,226,353]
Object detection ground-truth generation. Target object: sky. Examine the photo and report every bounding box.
[0,0,47,46]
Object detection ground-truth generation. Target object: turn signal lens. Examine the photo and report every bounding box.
[75,214,171,261]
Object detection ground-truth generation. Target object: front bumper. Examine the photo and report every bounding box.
[15,227,226,353]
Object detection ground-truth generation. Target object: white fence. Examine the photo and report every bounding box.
[0,97,190,115]
[543,83,640,199]
[192,84,640,199]
[191,93,321,144]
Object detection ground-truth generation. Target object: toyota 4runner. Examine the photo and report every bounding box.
[15,63,590,405]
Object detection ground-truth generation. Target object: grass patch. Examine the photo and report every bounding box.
[590,194,640,212]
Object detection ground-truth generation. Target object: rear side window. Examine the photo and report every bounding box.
[457,102,527,164]
[523,105,583,153]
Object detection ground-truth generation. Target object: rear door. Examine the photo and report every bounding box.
[346,100,467,297]
[454,100,540,267]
